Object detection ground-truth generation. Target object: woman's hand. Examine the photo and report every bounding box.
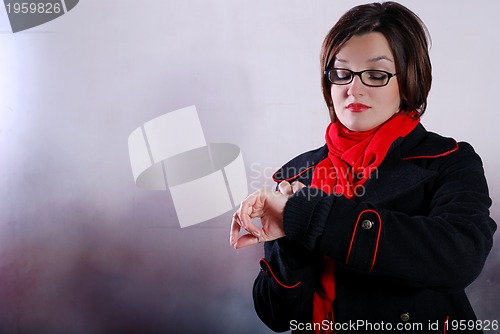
[230,181,305,249]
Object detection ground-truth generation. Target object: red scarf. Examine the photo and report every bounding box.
[310,113,419,333]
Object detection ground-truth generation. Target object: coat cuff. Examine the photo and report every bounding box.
[284,187,333,250]
[317,197,383,272]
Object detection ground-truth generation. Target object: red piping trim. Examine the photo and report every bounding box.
[272,165,315,183]
[370,210,383,271]
[402,141,459,160]
[345,209,383,272]
[259,258,301,289]
[346,219,361,265]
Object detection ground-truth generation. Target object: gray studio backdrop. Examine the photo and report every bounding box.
[1,1,499,333]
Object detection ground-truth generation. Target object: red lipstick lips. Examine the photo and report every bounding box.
[346,103,370,112]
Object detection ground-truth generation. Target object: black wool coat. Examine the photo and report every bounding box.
[253,124,496,334]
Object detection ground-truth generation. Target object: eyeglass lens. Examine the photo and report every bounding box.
[328,69,391,87]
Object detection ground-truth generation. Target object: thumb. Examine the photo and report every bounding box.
[234,233,261,249]
[291,181,306,193]
[278,181,293,196]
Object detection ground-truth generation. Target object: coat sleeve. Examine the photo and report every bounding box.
[252,236,323,332]
[284,142,496,290]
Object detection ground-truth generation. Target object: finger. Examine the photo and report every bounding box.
[291,181,306,193]
[234,233,261,249]
[278,181,293,196]
[237,193,262,238]
[237,194,256,230]
[241,218,261,240]
[229,205,260,246]
[230,213,242,246]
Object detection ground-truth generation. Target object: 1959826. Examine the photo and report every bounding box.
[445,319,498,331]
[5,2,62,14]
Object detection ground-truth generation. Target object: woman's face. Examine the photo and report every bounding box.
[330,32,401,132]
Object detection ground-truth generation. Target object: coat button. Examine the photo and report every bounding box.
[361,219,374,230]
[401,313,410,322]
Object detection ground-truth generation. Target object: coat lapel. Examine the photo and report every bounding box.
[358,153,437,204]
[272,124,458,204]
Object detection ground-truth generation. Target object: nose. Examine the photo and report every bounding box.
[347,75,365,97]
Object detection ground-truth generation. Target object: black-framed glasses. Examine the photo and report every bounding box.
[325,68,398,87]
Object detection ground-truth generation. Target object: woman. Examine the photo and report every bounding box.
[230,2,496,333]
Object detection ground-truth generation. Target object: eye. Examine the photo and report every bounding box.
[332,69,352,81]
[365,70,389,81]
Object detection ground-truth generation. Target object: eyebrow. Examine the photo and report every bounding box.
[368,55,394,63]
[335,56,394,63]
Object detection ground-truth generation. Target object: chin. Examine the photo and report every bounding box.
[340,114,386,132]
[337,113,370,132]
[340,120,373,132]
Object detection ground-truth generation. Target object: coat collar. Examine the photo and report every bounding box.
[398,123,459,160]
[272,124,458,202]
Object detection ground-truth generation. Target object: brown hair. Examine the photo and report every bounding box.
[320,2,432,121]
